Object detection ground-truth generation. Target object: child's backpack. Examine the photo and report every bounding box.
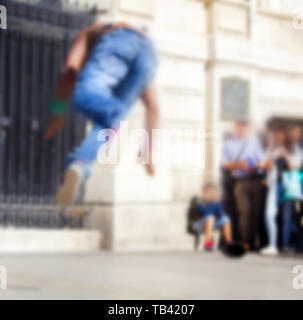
[186,196,201,235]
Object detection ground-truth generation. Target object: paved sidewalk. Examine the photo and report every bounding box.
[0,251,302,300]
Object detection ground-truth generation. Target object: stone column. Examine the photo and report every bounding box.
[203,0,256,183]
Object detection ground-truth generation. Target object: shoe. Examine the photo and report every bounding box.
[56,165,83,208]
[243,243,251,251]
[204,241,214,252]
[224,242,246,258]
[261,246,279,256]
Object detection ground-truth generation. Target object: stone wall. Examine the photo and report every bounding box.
[204,0,303,181]
[85,0,207,251]
[84,0,303,251]
[17,0,303,251]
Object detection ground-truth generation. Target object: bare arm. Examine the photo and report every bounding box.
[46,24,105,140]
[259,150,274,172]
[54,23,109,101]
[224,162,248,171]
[141,83,160,176]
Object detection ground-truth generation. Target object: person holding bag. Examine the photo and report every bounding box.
[261,126,300,255]
[281,125,303,253]
[222,120,264,251]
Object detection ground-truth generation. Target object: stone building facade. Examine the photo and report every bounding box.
[83,0,303,251]
[82,0,207,251]
[11,0,303,251]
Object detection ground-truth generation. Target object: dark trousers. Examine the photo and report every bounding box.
[223,183,240,242]
[234,179,262,247]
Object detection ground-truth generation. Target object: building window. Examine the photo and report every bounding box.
[221,78,250,121]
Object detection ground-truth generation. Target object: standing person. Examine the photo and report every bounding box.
[261,126,297,255]
[45,22,159,208]
[222,120,264,251]
[282,124,303,253]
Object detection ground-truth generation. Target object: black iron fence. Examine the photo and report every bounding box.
[0,0,95,228]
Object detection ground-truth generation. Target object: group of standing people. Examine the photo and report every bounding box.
[222,120,303,255]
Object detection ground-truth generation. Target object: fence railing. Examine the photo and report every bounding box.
[0,0,95,228]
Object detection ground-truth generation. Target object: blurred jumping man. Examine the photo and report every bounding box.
[46,22,159,208]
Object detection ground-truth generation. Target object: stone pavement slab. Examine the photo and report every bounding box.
[0,251,302,300]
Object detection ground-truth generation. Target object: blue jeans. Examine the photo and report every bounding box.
[265,182,283,247]
[193,215,230,234]
[282,201,297,249]
[66,28,158,175]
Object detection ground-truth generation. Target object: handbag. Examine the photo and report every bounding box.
[282,171,303,201]
[186,196,201,235]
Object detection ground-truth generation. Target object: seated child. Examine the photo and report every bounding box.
[193,183,232,251]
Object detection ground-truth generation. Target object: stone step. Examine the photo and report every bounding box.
[0,229,101,253]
